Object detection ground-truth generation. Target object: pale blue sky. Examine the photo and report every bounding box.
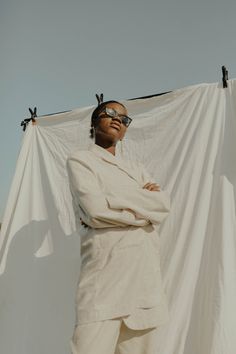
[1,0,236,220]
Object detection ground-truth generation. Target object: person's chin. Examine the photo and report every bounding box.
[98,131,118,142]
[106,127,120,138]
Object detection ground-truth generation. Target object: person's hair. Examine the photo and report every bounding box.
[89,100,126,139]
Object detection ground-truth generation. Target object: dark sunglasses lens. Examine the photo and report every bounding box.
[122,117,128,126]
[106,107,116,117]
[122,117,131,127]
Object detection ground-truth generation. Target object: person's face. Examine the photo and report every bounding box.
[94,102,129,143]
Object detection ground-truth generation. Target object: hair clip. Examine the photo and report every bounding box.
[95,93,104,105]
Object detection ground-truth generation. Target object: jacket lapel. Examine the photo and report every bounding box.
[88,143,141,184]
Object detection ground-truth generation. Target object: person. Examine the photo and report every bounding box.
[66,95,171,354]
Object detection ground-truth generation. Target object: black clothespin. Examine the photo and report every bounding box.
[95,93,104,105]
[222,66,228,88]
[20,107,37,131]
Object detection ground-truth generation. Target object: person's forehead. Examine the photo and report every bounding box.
[105,102,127,114]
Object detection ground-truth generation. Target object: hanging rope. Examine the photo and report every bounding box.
[20,66,230,130]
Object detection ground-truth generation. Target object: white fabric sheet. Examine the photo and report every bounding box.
[0,79,236,354]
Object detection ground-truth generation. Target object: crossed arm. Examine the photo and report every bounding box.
[80,182,161,227]
[66,157,170,229]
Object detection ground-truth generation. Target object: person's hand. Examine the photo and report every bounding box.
[142,182,161,191]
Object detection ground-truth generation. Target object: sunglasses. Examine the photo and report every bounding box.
[98,107,132,127]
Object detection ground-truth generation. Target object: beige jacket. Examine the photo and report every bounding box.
[66,143,171,327]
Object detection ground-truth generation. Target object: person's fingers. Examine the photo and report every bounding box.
[143,182,160,187]
[143,182,161,190]
[149,186,160,191]
[143,182,153,187]
[145,186,160,191]
[151,186,160,190]
[145,187,158,191]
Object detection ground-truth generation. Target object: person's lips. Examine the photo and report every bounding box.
[110,123,121,131]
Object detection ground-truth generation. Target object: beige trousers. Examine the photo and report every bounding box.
[69,317,159,354]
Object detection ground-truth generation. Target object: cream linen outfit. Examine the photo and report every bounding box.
[66,143,171,352]
[69,317,161,354]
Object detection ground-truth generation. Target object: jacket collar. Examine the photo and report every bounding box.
[88,143,141,184]
[88,143,120,164]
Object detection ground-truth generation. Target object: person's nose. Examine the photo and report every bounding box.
[112,116,122,124]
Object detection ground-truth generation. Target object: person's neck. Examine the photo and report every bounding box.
[94,140,116,156]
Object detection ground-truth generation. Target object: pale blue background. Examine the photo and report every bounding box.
[1,0,236,220]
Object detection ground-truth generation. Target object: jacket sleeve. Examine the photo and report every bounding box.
[105,161,171,225]
[105,189,170,225]
[66,157,150,229]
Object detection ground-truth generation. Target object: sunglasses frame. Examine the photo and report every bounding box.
[98,107,132,127]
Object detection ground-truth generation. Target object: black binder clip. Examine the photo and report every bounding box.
[20,107,37,131]
[222,66,228,88]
